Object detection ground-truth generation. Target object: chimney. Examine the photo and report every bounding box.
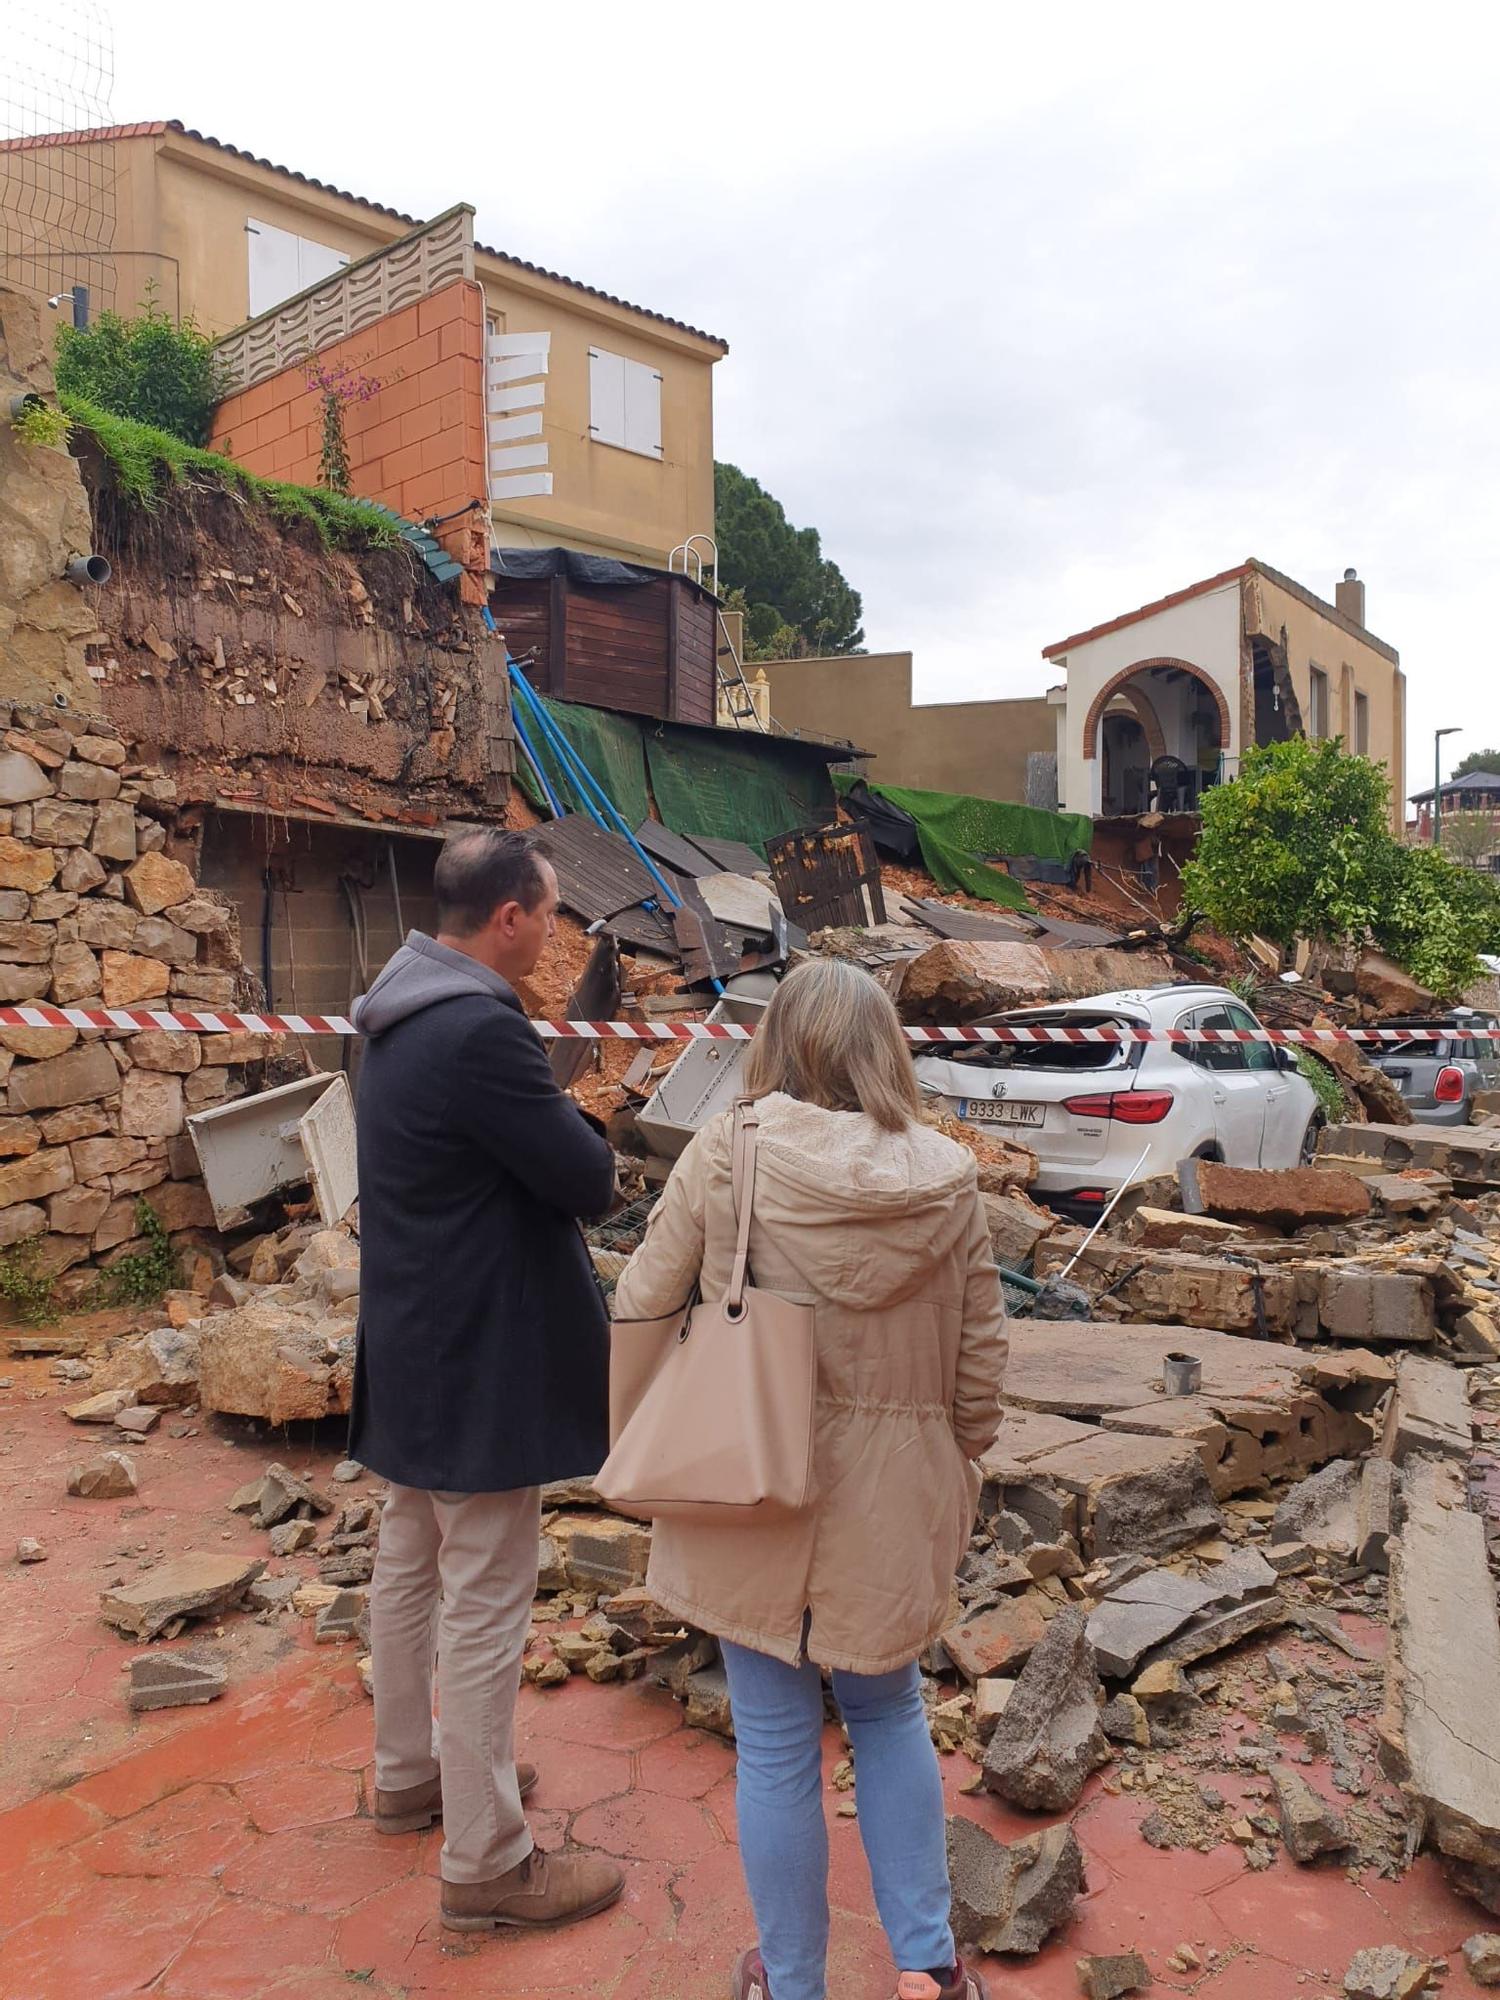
[1336,566,1366,626]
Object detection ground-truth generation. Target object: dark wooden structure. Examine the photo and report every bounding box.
[491,566,718,726]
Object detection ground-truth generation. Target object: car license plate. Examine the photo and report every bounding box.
[958,1098,1044,1128]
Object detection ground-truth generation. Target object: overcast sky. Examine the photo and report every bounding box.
[100,2,1500,794]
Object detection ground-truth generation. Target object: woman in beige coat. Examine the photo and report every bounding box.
[612,959,1008,2000]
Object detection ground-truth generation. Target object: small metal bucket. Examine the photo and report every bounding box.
[1163,1351,1202,1397]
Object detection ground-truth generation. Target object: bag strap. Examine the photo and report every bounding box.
[728,1099,760,1312]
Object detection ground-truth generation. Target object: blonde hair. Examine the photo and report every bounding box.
[742,958,921,1133]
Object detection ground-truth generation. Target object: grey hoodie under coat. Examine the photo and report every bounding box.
[348,932,617,1493]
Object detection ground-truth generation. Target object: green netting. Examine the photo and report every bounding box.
[835,775,1094,911]
[512,691,832,860]
[646,725,835,858]
[524,697,653,829]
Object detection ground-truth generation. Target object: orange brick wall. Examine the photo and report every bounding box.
[210,278,488,590]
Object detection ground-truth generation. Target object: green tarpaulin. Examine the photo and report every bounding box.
[646,725,833,857]
[513,695,837,858]
[835,775,1094,911]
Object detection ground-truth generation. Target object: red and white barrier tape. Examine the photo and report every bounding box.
[0,1003,1493,1047]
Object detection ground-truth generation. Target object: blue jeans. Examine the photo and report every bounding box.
[721,1641,955,2000]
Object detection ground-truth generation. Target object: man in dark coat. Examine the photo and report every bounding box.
[350,827,623,1933]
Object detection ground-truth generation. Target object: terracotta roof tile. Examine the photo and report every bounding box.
[0,120,726,348]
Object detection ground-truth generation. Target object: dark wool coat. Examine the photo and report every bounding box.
[348,941,616,1493]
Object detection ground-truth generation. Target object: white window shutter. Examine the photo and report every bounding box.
[247,219,302,317]
[589,348,627,448]
[247,218,349,317]
[623,360,662,459]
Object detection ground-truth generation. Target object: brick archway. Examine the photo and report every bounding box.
[1082,657,1231,761]
[1110,685,1167,763]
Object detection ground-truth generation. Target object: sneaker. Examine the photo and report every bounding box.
[896,1962,989,2000]
[731,1947,771,1999]
[441,1846,624,1931]
[374,1763,538,1833]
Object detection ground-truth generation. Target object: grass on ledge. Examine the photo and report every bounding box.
[62,395,405,552]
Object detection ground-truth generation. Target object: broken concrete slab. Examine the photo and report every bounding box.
[1085,1571,1220,1678]
[128,1649,227,1711]
[1181,1157,1372,1229]
[944,1598,1051,1682]
[982,1606,1110,1810]
[67,1451,137,1499]
[1002,1319,1386,1435]
[1270,1764,1351,1862]
[1381,1353,1473,1464]
[100,1552,264,1641]
[1125,1207,1251,1251]
[946,1815,1084,1957]
[1320,1120,1500,1189]
[1141,1594,1287,1669]
[1342,1946,1434,1999]
[1381,1455,1500,1916]
[1076,1951,1152,1999]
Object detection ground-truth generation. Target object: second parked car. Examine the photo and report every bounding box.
[1359,1011,1500,1125]
[913,982,1321,1221]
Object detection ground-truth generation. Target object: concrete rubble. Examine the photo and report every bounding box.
[99,1552,264,1640]
[127,1648,228,1711]
[946,1815,1085,1956]
[982,1605,1110,1809]
[1076,1950,1153,1998]
[1342,1947,1434,1999]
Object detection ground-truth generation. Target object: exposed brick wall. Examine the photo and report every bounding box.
[209,278,488,592]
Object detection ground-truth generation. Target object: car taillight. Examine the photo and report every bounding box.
[1062,1090,1176,1124]
[1434,1065,1465,1104]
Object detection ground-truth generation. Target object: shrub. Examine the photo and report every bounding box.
[55,288,230,445]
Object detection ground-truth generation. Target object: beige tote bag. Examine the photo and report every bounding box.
[597,1102,817,1523]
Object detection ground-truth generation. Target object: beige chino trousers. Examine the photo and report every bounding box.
[370,1481,542,1883]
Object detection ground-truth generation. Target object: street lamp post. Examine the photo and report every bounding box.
[1434,727,1462,846]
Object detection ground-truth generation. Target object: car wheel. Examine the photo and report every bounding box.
[1193,1144,1222,1163]
[1299,1113,1325,1166]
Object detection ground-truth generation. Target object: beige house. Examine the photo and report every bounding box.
[1044,560,1406,831]
[0,119,724,569]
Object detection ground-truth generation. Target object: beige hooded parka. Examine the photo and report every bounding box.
[611,1092,1008,1675]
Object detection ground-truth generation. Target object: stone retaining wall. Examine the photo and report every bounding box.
[0,704,269,1297]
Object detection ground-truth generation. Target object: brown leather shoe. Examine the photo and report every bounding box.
[441,1846,625,1931]
[375,1763,538,1834]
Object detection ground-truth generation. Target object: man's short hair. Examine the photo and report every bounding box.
[434,829,547,936]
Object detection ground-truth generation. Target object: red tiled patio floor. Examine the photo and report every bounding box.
[1,1356,1493,1999]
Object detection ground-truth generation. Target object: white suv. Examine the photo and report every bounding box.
[913,983,1320,1222]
